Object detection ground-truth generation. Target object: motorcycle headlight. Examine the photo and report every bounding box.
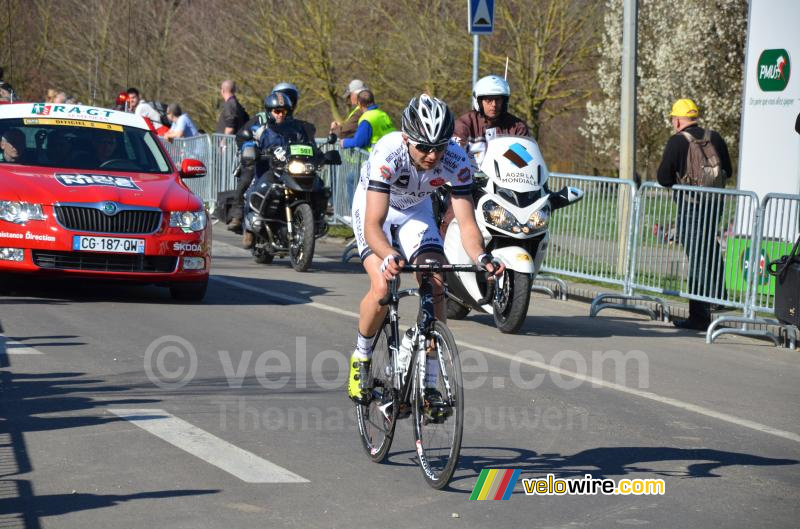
[527,207,550,230]
[0,201,47,224]
[287,160,313,175]
[482,201,519,231]
[170,210,207,232]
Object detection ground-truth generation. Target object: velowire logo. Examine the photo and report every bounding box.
[757,49,790,92]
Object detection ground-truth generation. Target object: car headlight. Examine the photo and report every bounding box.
[528,208,550,230]
[170,210,207,232]
[0,201,47,224]
[287,160,313,175]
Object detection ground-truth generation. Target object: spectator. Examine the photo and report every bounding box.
[125,87,163,125]
[216,80,249,135]
[0,83,15,103]
[65,96,80,105]
[53,92,68,104]
[341,90,396,151]
[0,129,28,163]
[0,67,12,96]
[46,88,58,103]
[163,103,199,142]
[657,98,732,331]
[330,79,368,139]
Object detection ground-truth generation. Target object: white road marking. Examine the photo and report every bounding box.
[0,335,44,355]
[109,408,309,483]
[212,275,800,445]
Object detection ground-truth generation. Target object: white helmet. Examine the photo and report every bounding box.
[472,75,510,112]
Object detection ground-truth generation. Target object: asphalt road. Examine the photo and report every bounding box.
[1,228,798,528]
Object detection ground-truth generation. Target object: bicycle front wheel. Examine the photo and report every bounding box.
[413,321,464,489]
[355,319,397,462]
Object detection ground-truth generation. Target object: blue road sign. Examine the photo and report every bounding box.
[468,0,495,34]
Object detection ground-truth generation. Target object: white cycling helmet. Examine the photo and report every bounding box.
[472,75,510,113]
[401,94,454,146]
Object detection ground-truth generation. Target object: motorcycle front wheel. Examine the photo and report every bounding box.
[492,270,532,334]
[289,203,315,272]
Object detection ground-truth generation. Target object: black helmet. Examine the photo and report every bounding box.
[272,82,299,110]
[401,94,454,147]
[263,91,293,114]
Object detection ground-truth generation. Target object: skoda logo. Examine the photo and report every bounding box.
[101,202,118,215]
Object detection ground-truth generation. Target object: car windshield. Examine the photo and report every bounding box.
[0,117,172,173]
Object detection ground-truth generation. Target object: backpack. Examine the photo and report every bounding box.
[678,129,726,188]
[148,100,172,127]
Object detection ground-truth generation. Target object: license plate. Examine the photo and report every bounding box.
[72,236,145,254]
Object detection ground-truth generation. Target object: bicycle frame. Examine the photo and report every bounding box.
[381,264,486,409]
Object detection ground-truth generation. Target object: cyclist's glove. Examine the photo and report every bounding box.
[477,253,502,272]
[380,254,401,273]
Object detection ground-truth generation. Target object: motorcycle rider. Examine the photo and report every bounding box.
[443,75,531,235]
[272,82,317,141]
[347,94,505,406]
[241,91,314,249]
[229,87,311,235]
[453,75,529,160]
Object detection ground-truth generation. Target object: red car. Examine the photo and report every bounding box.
[0,102,210,300]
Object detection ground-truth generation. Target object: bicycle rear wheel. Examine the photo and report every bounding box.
[355,319,397,462]
[412,321,464,489]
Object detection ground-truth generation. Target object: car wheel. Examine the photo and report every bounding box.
[169,280,208,302]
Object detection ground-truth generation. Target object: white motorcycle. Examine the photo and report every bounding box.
[438,135,583,333]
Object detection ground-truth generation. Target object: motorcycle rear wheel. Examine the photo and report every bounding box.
[289,203,315,272]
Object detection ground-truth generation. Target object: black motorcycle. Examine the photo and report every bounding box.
[242,134,341,271]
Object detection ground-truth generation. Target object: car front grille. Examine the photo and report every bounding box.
[32,251,177,273]
[55,205,162,234]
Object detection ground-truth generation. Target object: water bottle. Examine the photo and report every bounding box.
[397,327,415,383]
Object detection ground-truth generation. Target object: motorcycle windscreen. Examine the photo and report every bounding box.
[479,135,549,193]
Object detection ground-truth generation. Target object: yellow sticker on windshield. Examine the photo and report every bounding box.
[23,118,123,132]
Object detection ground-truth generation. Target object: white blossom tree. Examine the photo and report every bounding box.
[581,0,748,180]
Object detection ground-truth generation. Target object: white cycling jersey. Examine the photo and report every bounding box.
[358,131,474,210]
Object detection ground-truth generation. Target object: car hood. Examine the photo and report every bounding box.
[0,167,198,211]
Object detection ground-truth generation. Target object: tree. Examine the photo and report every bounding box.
[581,0,748,180]
[484,0,599,140]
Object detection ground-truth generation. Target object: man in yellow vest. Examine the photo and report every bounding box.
[340,90,396,151]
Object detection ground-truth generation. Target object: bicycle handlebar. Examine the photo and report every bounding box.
[377,264,498,306]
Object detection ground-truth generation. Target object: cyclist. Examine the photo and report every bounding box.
[348,94,504,405]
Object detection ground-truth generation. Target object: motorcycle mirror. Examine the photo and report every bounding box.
[326,133,338,145]
[550,186,584,210]
[323,149,342,166]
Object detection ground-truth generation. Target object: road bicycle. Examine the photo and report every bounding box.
[354,262,495,489]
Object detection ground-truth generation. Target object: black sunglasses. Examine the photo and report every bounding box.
[411,141,447,153]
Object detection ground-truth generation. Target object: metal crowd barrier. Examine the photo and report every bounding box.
[162,134,362,226]
[541,174,636,299]
[589,183,797,347]
[707,193,800,346]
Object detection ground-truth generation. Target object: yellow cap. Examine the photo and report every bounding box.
[670,98,699,118]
